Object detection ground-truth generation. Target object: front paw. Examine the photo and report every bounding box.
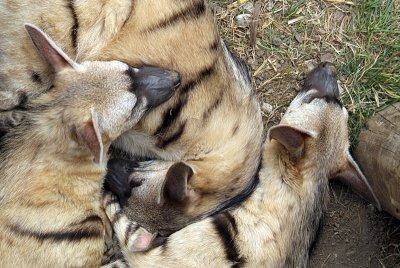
[102,191,159,253]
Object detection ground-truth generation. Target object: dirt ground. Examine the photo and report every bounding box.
[310,183,400,268]
[211,0,400,267]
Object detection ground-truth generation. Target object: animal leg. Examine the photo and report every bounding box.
[102,192,157,252]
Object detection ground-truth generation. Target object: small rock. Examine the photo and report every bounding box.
[280,59,284,64]
[242,2,254,13]
[280,34,285,39]
[272,37,282,47]
[321,52,335,63]
[236,14,252,28]
[305,60,316,72]
[294,32,303,43]
[262,102,273,113]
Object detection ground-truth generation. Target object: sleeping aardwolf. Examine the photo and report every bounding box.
[0,24,179,267]
[103,63,380,267]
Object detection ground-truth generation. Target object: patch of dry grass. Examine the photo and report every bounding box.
[210,0,399,145]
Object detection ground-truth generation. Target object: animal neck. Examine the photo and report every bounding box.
[243,141,328,266]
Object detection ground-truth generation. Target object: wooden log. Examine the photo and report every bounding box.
[355,103,400,219]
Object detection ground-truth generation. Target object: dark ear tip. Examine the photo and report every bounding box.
[24,23,36,32]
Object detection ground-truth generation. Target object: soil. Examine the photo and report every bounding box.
[310,183,400,268]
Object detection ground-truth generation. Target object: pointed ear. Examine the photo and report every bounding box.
[76,110,108,164]
[24,23,80,72]
[159,162,195,205]
[268,125,315,159]
[331,151,381,211]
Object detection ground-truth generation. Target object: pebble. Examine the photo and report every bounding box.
[262,102,273,113]
[236,14,252,28]
[305,60,316,71]
[294,32,303,43]
[242,2,254,13]
[272,37,282,47]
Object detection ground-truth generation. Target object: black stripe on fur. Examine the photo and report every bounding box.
[154,98,186,136]
[8,224,102,242]
[154,60,216,137]
[156,121,186,148]
[144,1,206,32]
[202,90,223,121]
[73,215,103,226]
[213,212,244,267]
[68,0,79,50]
[181,62,216,94]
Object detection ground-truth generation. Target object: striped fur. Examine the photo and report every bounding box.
[103,64,378,267]
[0,0,263,232]
[0,25,176,267]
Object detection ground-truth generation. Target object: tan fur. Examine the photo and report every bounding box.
[103,64,378,267]
[0,25,176,267]
[0,0,263,227]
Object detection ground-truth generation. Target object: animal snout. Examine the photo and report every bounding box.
[302,62,339,102]
[104,158,139,207]
[128,66,180,107]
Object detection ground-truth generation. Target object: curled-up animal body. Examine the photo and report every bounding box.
[103,62,380,267]
[0,0,263,231]
[0,24,179,268]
